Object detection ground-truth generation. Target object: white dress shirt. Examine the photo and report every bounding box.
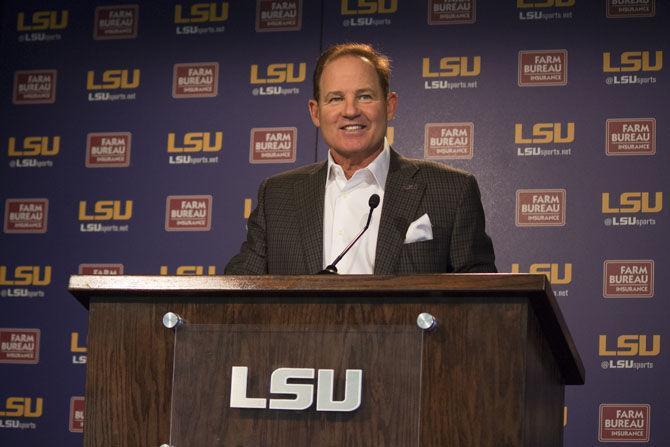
[323,141,390,274]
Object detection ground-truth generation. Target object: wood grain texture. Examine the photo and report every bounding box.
[74,275,583,447]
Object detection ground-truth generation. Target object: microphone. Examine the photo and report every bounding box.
[319,194,380,274]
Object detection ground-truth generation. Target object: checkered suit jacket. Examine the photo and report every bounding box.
[225,149,496,274]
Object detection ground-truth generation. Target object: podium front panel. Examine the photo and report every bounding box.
[169,322,423,447]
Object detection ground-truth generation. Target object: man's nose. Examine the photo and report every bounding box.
[342,95,360,118]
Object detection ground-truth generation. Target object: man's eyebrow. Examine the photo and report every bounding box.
[324,90,344,97]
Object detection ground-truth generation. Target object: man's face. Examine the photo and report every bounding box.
[308,55,397,165]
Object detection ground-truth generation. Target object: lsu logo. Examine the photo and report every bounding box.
[159,265,218,275]
[0,397,43,417]
[78,201,133,221]
[7,137,60,157]
[514,123,574,144]
[603,51,663,73]
[86,69,140,90]
[601,192,663,214]
[17,10,68,31]
[175,2,229,23]
[422,56,481,77]
[70,332,87,364]
[341,0,397,14]
[517,0,574,7]
[0,266,51,286]
[510,263,572,285]
[250,63,306,84]
[167,132,223,153]
[599,335,660,357]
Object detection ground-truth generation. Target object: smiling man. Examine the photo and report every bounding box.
[225,43,496,275]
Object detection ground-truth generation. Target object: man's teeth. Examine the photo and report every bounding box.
[343,125,364,130]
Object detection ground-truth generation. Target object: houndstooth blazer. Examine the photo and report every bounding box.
[225,149,496,275]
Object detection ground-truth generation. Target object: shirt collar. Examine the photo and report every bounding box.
[326,138,391,189]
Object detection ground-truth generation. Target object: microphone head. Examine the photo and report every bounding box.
[368,194,380,209]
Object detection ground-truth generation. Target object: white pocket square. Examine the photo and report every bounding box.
[404,213,433,244]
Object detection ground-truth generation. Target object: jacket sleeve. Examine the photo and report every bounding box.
[449,174,497,273]
[224,179,269,275]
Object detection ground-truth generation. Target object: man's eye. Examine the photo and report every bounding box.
[327,97,343,103]
[358,94,373,101]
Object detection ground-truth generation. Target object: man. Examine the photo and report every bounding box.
[225,43,496,275]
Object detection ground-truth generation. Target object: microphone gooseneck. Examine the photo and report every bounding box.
[318,193,380,275]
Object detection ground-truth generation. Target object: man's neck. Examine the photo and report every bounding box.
[329,145,384,179]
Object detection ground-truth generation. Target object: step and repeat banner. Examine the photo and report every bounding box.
[1,1,667,446]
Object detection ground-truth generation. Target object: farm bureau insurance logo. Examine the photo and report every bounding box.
[606,118,655,156]
[16,9,68,42]
[250,62,306,96]
[86,69,140,102]
[424,123,473,159]
[515,189,566,226]
[606,0,655,18]
[78,200,133,233]
[341,0,396,27]
[3,199,48,234]
[0,329,40,364]
[165,195,213,231]
[0,265,51,299]
[428,0,476,25]
[599,334,660,370]
[510,262,571,296]
[603,50,662,86]
[69,397,85,433]
[78,264,124,275]
[13,70,57,105]
[173,62,219,98]
[603,260,653,298]
[257,0,302,31]
[175,1,229,35]
[517,0,574,22]
[422,56,480,90]
[7,135,59,168]
[167,131,222,165]
[0,396,43,430]
[250,127,297,163]
[515,122,574,157]
[599,404,650,442]
[93,5,138,40]
[86,132,131,167]
[601,191,662,227]
[518,50,567,86]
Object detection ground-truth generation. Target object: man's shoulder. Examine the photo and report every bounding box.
[264,161,325,184]
[394,150,476,183]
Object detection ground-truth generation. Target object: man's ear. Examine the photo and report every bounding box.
[386,92,398,121]
[308,99,320,127]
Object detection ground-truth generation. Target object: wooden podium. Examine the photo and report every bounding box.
[69,274,584,447]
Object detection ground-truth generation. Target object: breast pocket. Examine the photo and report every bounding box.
[398,229,447,274]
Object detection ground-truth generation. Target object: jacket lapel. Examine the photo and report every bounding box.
[294,162,327,274]
[374,150,426,274]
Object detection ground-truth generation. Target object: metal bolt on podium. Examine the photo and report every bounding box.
[162,312,184,329]
[416,312,438,331]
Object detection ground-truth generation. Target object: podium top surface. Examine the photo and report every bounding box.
[68,273,584,384]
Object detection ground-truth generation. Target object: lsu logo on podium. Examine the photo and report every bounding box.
[78,200,133,221]
[0,328,41,364]
[7,136,60,157]
[341,0,397,14]
[86,69,140,90]
[514,123,574,144]
[422,56,481,77]
[167,132,223,153]
[17,10,68,31]
[250,63,306,84]
[174,2,229,23]
[0,397,44,417]
[510,263,572,285]
[603,51,663,73]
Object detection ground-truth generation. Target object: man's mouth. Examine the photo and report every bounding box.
[340,124,366,132]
